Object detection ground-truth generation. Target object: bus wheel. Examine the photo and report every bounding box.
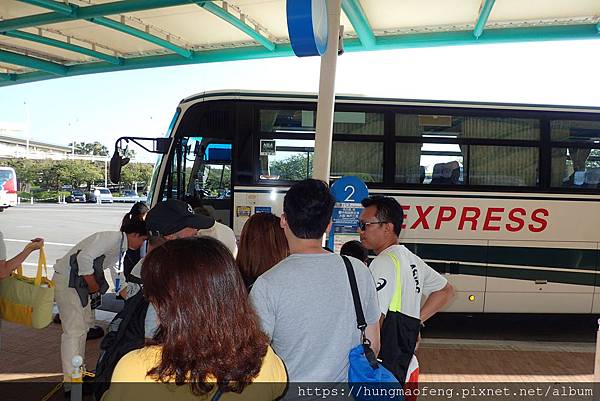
[0,208,5,212]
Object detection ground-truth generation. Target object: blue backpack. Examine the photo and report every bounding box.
[342,256,404,401]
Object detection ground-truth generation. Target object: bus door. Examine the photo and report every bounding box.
[166,136,232,226]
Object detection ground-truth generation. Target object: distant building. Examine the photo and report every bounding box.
[0,134,72,158]
[0,123,72,158]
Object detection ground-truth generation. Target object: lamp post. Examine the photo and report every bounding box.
[24,101,31,156]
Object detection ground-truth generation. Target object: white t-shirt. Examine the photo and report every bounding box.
[369,244,447,319]
[53,231,127,288]
[197,222,238,258]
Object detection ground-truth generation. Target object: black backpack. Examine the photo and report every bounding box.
[379,311,421,384]
[93,291,149,400]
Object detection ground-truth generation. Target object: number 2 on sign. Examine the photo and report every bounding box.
[344,185,356,202]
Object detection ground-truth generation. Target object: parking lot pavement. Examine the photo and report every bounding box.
[1,203,130,276]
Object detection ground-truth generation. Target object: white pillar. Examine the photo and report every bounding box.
[311,0,341,183]
[104,159,108,188]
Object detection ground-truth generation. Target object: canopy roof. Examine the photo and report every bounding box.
[0,0,599,87]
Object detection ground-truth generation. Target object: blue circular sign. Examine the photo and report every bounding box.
[286,0,328,57]
[331,176,369,204]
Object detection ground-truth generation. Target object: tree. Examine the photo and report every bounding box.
[37,160,66,191]
[270,153,312,181]
[63,160,103,189]
[69,141,109,156]
[121,147,136,159]
[204,165,231,195]
[120,163,153,189]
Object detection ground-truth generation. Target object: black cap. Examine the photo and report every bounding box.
[146,199,215,236]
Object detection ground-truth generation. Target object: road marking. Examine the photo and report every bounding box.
[23,262,54,268]
[11,207,130,213]
[5,238,74,247]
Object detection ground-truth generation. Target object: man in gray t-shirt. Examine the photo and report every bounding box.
[250,179,380,383]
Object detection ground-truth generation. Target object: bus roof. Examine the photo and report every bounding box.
[1,1,599,87]
[179,89,600,114]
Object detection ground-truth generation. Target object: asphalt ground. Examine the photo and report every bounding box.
[1,203,130,275]
[0,203,597,344]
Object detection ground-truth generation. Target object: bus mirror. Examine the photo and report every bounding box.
[109,150,130,184]
[156,138,170,154]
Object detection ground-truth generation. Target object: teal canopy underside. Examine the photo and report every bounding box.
[0,0,598,87]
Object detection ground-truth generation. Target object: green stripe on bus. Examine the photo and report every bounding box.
[425,262,597,287]
[404,243,597,271]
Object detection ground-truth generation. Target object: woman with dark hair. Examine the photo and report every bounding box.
[236,213,289,288]
[340,240,369,266]
[120,201,149,282]
[103,237,287,401]
[120,201,149,231]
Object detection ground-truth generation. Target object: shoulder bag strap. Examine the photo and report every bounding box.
[343,255,380,369]
[341,255,366,332]
[33,247,46,287]
[211,387,223,401]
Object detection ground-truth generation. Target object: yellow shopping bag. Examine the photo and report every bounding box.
[0,247,55,329]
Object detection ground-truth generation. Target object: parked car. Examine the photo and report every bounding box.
[87,187,114,203]
[114,189,143,203]
[66,190,86,203]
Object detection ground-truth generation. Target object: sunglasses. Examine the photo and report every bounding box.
[358,221,389,231]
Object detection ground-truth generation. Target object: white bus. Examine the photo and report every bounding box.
[112,90,600,314]
[0,166,18,211]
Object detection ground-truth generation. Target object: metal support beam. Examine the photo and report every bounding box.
[18,0,76,15]
[0,49,67,75]
[2,24,600,88]
[312,0,342,183]
[4,0,193,31]
[195,1,275,51]
[341,0,375,48]
[474,0,496,38]
[2,30,123,64]
[89,17,192,58]
[0,73,17,81]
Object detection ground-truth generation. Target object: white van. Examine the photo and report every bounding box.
[88,187,114,203]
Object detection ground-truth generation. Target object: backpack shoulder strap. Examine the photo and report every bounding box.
[342,255,366,331]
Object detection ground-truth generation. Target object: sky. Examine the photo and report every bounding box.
[0,39,599,162]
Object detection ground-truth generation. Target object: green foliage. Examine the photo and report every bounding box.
[121,148,136,159]
[270,154,312,181]
[203,165,231,195]
[33,191,70,203]
[120,163,153,187]
[0,158,104,191]
[68,141,109,156]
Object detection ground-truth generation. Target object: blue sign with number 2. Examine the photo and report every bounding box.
[330,176,369,204]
